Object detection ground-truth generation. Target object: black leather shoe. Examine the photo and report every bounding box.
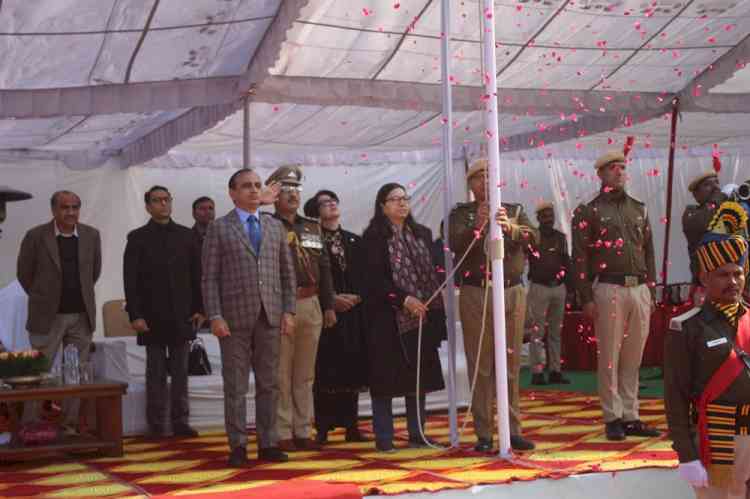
[605,419,626,441]
[172,423,199,438]
[510,435,535,451]
[622,420,660,437]
[315,430,328,444]
[548,371,571,384]
[531,373,548,385]
[375,440,395,453]
[228,447,248,467]
[474,438,493,453]
[258,447,289,462]
[345,427,369,442]
[145,427,170,440]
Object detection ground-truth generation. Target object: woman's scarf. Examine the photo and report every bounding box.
[388,222,443,334]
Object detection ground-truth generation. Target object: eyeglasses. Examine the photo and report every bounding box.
[280,185,303,193]
[150,196,173,205]
[385,195,411,204]
[317,199,338,207]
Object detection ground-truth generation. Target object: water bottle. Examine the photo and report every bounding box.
[63,344,80,385]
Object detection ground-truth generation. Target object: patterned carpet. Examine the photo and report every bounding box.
[0,390,677,498]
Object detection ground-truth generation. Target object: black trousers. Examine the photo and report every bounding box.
[145,342,190,431]
[314,389,359,432]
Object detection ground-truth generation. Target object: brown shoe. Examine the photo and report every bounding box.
[258,447,288,462]
[294,437,322,450]
[278,438,297,452]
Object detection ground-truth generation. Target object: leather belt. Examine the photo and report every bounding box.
[297,286,318,299]
[464,276,522,289]
[597,274,646,288]
[531,279,562,287]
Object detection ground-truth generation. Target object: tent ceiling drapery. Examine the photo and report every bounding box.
[1,1,750,169]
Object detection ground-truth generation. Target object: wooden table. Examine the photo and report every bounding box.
[0,379,127,461]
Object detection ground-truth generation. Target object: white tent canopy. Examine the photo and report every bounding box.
[2,0,750,294]
[1,0,750,169]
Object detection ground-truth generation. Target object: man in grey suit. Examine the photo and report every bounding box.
[202,169,297,467]
[17,190,102,426]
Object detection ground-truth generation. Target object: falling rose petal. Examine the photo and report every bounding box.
[362,7,372,16]
[393,2,400,9]
[660,216,669,224]
[707,36,716,43]
[272,105,280,112]
[484,7,493,19]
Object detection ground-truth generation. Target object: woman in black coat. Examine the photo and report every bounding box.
[362,183,445,452]
[304,190,369,444]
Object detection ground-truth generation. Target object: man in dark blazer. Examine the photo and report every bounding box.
[202,169,296,467]
[124,186,203,439]
[17,190,101,424]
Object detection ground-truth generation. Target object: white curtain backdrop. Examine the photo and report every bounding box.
[1,149,746,337]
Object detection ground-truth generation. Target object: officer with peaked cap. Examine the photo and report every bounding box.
[571,151,660,441]
[524,201,571,386]
[683,170,727,288]
[447,158,538,453]
[267,165,336,452]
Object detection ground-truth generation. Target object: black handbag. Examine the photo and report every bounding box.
[188,338,212,376]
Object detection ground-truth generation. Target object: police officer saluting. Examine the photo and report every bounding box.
[665,201,750,497]
[267,165,336,452]
[571,151,660,441]
[448,158,538,452]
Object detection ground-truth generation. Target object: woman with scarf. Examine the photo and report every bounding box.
[362,183,446,452]
[303,190,369,444]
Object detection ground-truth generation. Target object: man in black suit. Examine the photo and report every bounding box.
[124,186,204,439]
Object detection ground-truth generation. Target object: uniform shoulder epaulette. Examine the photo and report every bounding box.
[668,307,701,332]
[626,193,645,205]
[582,191,602,206]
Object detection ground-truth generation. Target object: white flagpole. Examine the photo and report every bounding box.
[481,0,511,458]
[440,0,459,448]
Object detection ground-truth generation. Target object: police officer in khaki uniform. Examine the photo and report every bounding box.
[571,151,660,441]
[448,158,538,452]
[525,201,571,386]
[267,165,337,452]
[683,171,726,287]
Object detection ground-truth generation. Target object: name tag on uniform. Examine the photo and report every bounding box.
[707,337,728,348]
[300,234,323,249]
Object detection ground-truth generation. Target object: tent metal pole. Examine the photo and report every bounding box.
[481,0,511,458]
[440,0,458,448]
[661,98,680,287]
[243,97,251,168]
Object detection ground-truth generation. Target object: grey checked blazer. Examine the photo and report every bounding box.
[202,209,296,330]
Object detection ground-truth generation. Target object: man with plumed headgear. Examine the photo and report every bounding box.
[683,170,727,289]
[665,201,750,497]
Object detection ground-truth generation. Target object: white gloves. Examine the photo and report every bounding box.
[678,460,708,488]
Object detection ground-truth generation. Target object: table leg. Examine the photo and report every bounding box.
[96,395,123,457]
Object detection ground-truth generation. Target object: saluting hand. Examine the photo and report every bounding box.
[211,318,231,338]
[260,181,281,205]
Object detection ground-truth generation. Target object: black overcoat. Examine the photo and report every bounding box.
[123,219,201,346]
[361,223,445,399]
